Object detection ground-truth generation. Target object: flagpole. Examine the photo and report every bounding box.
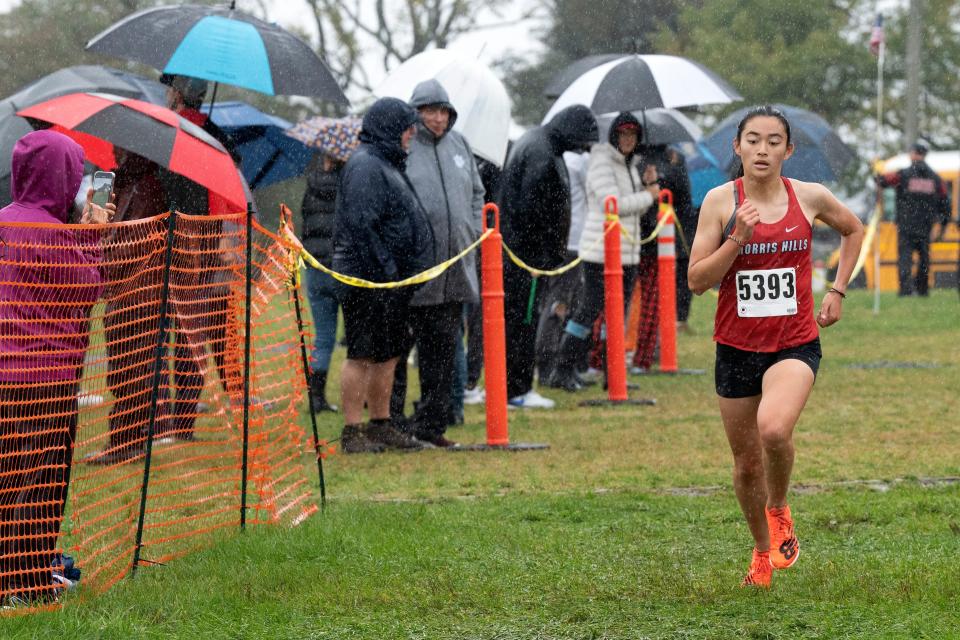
[873,26,885,315]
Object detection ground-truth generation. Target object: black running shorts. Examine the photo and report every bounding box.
[340,288,409,363]
[714,337,822,399]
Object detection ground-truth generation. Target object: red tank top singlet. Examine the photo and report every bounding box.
[714,177,818,352]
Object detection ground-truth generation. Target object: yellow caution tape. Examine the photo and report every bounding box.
[299,229,492,289]
[502,244,584,277]
[501,219,620,277]
[618,202,676,246]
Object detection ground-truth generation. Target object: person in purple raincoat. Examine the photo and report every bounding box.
[0,130,113,604]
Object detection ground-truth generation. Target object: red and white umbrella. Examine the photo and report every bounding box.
[18,92,246,212]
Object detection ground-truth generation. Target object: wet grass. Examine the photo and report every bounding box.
[3,288,959,638]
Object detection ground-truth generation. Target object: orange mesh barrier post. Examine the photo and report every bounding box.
[0,210,319,614]
[132,210,177,576]
[241,203,253,530]
[603,196,629,402]
[279,204,326,511]
[481,203,509,446]
[657,190,678,374]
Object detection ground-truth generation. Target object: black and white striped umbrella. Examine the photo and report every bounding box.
[542,54,741,124]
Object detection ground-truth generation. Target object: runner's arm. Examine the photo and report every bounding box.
[804,182,863,327]
[687,185,759,294]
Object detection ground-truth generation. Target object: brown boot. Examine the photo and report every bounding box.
[365,419,424,451]
[340,423,386,454]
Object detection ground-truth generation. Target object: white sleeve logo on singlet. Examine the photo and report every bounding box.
[736,267,798,318]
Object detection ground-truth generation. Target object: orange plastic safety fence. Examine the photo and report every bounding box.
[0,212,317,613]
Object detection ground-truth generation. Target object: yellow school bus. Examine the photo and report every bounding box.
[863,151,959,290]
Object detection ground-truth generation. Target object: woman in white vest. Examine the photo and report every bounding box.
[548,111,661,391]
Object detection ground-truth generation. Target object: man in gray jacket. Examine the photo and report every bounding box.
[392,79,485,447]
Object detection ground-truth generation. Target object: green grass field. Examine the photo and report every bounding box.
[5,289,960,639]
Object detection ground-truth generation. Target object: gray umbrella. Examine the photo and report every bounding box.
[0,65,167,206]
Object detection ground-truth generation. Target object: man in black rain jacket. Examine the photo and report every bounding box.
[877,142,952,296]
[497,105,598,408]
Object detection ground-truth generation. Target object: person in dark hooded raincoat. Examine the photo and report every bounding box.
[0,130,113,604]
[497,105,598,408]
[332,97,434,454]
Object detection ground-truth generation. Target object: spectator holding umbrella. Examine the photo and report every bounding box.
[160,74,241,437]
[333,97,433,453]
[85,149,172,465]
[296,118,360,413]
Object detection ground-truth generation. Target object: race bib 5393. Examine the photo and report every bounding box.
[736,267,797,318]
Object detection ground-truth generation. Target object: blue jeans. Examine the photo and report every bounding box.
[304,267,339,373]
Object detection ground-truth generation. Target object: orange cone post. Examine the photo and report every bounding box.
[657,190,678,373]
[480,203,509,446]
[602,196,629,402]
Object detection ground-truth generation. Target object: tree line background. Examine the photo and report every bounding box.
[1,0,958,158]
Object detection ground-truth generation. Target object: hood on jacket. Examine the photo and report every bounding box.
[607,111,642,159]
[8,129,85,222]
[409,79,459,135]
[546,105,599,155]
[359,97,420,169]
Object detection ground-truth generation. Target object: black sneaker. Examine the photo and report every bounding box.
[340,424,386,454]
[547,369,583,392]
[365,420,424,451]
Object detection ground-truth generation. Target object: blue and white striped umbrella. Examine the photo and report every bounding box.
[86,3,348,105]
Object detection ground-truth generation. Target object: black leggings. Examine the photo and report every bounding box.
[0,381,78,600]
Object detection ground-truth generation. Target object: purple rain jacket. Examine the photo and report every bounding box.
[0,130,103,383]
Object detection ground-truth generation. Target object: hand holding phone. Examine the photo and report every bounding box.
[81,171,116,224]
[91,171,115,207]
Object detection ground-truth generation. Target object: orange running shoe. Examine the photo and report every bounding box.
[766,505,800,569]
[741,548,772,588]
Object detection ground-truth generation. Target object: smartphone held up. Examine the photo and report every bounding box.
[91,171,115,208]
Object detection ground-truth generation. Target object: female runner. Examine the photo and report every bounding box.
[687,106,864,587]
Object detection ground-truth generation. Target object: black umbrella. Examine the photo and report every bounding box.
[0,65,167,207]
[701,104,857,183]
[86,3,348,105]
[543,54,625,100]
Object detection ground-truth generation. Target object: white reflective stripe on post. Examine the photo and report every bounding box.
[657,220,675,258]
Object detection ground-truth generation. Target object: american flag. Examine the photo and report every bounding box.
[869,13,885,56]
